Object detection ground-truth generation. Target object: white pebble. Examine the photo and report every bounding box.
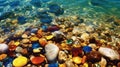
[0,43,8,53]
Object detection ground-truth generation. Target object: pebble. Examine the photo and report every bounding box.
[98,47,120,60]
[0,54,7,61]
[21,34,28,38]
[72,56,82,64]
[0,38,4,43]
[58,51,67,62]
[45,35,54,40]
[39,38,47,46]
[11,19,18,24]
[31,56,45,65]
[13,56,27,67]
[86,51,102,63]
[48,63,59,67]
[45,43,59,61]
[83,46,92,53]
[30,36,39,42]
[81,33,89,40]
[0,43,8,53]
[15,46,23,53]
[22,38,30,43]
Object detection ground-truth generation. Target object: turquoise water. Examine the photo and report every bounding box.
[0,0,120,34]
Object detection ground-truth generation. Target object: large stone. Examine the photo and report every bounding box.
[0,44,8,53]
[45,43,59,61]
[98,47,120,60]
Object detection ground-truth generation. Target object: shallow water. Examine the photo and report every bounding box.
[0,0,120,34]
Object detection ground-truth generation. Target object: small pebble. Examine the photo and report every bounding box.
[21,34,28,38]
[0,54,7,61]
[33,47,42,53]
[14,41,20,46]
[48,63,59,67]
[72,56,82,64]
[39,38,47,46]
[83,46,92,53]
[58,51,67,62]
[13,56,27,67]
[45,35,54,40]
[0,44,8,53]
[87,51,102,63]
[22,39,30,43]
[15,46,23,53]
[30,36,39,42]
[12,19,18,24]
[31,56,45,65]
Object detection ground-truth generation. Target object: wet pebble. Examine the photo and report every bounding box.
[72,56,82,64]
[13,56,27,67]
[45,43,59,61]
[0,44,8,53]
[31,56,45,65]
[98,47,120,60]
[86,51,102,63]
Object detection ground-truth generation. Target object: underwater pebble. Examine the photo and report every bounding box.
[39,38,47,46]
[12,19,18,24]
[72,56,82,64]
[31,56,45,65]
[58,51,67,62]
[22,39,30,43]
[15,46,23,53]
[21,34,28,38]
[0,54,7,61]
[13,56,27,67]
[83,46,92,53]
[98,47,120,60]
[87,51,102,63]
[99,57,107,67]
[0,43,8,53]
[81,33,89,40]
[45,43,59,61]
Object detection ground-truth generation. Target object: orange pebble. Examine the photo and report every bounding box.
[81,56,87,64]
[37,29,43,37]
[0,54,7,61]
[39,38,47,46]
[31,56,45,65]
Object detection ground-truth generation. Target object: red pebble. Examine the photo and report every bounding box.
[31,57,45,65]
[71,47,83,56]
[9,45,17,51]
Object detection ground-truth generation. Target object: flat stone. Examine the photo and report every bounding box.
[0,44,8,53]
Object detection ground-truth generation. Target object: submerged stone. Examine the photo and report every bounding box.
[45,43,59,61]
[31,56,45,65]
[98,47,120,60]
[40,16,52,23]
[17,16,27,24]
[0,44,8,53]
[83,46,92,53]
[30,0,41,7]
[3,57,14,67]
[48,4,64,16]
[32,42,41,49]
[48,63,58,67]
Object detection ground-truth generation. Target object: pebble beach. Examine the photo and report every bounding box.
[0,0,120,67]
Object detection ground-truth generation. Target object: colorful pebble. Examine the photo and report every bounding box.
[31,56,45,65]
[72,56,82,64]
[13,56,27,67]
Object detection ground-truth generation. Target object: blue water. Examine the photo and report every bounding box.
[0,0,120,34]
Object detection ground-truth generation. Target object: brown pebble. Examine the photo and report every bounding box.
[86,51,102,63]
[21,48,28,55]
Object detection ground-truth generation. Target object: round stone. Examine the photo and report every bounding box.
[39,38,47,46]
[31,56,45,65]
[72,56,82,64]
[83,46,92,53]
[15,46,23,53]
[13,56,27,67]
[0,44,8,53]
[86,51,102,63]
[45,43,59,61]
[48,63,59,67]
[30,36,39,42]
[0,54,7,61]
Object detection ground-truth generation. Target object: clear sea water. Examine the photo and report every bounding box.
[0,0,120,34]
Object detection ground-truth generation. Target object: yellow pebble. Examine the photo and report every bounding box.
[12,19,18,24]
[30,37,39,41]
[13,56,27,67]
[59,63,66,67]
[83,63,88,67]
[45,35,54,40]
[33,48,42,53]
[72,56,82,64]
[14,42,20,46]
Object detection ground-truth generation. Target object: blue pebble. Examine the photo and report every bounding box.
[83,46,92,53]
[48,63,58,67]
[30,0,41,7]
[41,25,48,31]
[10,1,20,7]
[17,16,26,24]
[40,16,52,23]
[32,42,40,49]
[30,28,38,33]
[37,11,48,18]
[3,57,14,67]
[3,28,10,33]
[48,4,64,16]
